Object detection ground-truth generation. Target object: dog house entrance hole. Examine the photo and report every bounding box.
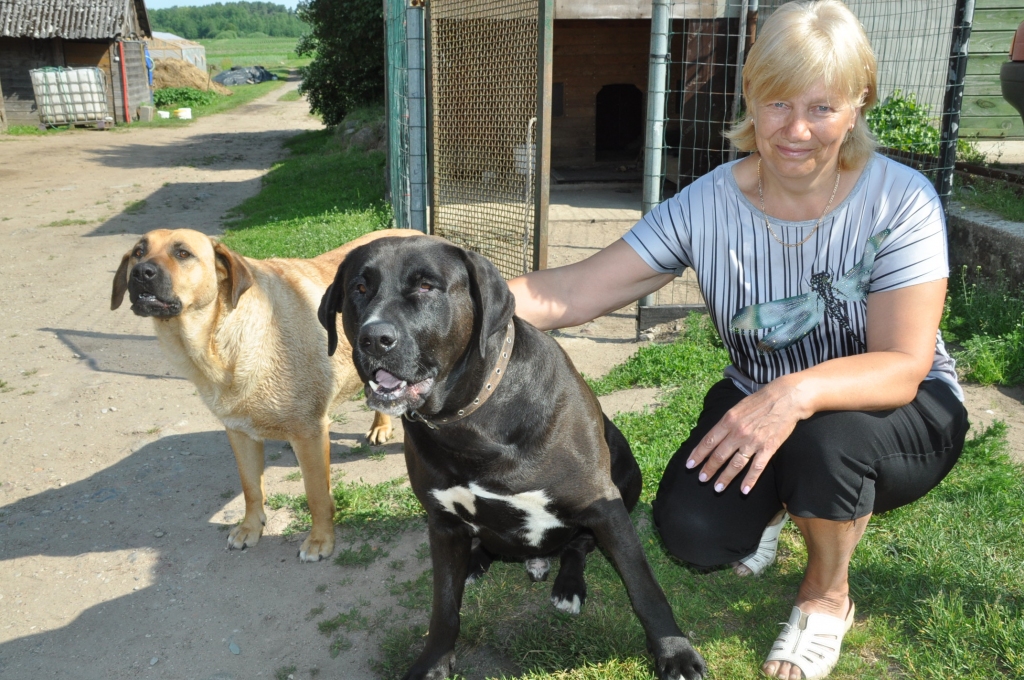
[595,84,643,162]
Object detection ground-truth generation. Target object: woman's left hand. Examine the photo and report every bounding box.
[686,377,810,495]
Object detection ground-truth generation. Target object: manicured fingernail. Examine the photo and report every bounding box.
[686,458,696,469]
[698,472,708,482]
[714,483,724,493]
[742,485,751,495]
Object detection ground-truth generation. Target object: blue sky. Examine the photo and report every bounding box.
[146,0,298,10]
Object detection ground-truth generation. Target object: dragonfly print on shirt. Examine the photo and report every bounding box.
[730,229,892,353]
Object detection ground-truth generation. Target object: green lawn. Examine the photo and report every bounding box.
[220,128,390,258]
[200,36,310,74]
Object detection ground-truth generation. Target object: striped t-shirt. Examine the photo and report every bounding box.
[624,153,962,401]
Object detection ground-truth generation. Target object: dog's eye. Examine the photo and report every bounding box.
[356,283,367,295]
[176,249,191,260]
[133,247,143,258]
[419,281,433,292]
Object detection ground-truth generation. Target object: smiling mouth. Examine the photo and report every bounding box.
[365,368,435,414]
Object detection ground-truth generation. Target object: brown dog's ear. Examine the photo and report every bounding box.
[459,247,516,359]
[318,266,347,357]
[213,241,254,308]
[111,252,132,310]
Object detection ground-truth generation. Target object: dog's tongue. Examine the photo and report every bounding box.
[375,369,403,389]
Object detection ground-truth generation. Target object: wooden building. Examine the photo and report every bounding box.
[963,0,1024,139]
[0,0,153,126]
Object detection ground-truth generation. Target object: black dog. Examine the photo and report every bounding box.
[318,235,706,680]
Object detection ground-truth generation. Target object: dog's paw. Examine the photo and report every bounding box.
[401,651,456,680]
[298,528,335,562]
[550,567,586,615]
[650,635,706,680]
[227,516,265,551]
[365,422,393,446]
[525,557,550,582]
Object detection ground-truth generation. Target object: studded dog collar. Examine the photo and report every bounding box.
[405,320,515,430]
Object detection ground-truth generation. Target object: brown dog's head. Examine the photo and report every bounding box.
[111,229,253,318]
[318,235,515,417]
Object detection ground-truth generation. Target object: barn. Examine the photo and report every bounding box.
[0,0,153,129]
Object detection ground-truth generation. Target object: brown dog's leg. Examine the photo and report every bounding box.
[291,428,336,562]
[225,428,267,551]
[366,412,393,446]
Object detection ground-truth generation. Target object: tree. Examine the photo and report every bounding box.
[296,0,384,126]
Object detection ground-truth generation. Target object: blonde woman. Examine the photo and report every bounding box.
[508,1,967,678]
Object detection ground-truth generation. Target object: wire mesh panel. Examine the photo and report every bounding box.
[640,0,972,328]
[428,0,541,278]
[385,0,412,230]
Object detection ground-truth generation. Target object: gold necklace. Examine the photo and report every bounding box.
[757,158,841,248]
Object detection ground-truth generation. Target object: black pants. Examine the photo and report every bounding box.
[652,379,969,568]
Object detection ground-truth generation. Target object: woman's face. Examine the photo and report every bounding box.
[752,79,859,180]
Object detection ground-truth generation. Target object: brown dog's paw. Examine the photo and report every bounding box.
[298,528,335,562]
[365,412,393,446]
[227,516,264,551]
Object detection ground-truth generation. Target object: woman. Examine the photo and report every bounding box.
[508,1,968,678]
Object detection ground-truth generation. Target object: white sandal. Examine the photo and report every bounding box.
[763,602,855,679]
[737,512,789,576]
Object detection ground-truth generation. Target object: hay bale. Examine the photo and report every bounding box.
[153,58,232,96]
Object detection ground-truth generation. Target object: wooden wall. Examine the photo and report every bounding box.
[551,19,651,166]
[964,0,1024,139]
[0,38,58,125]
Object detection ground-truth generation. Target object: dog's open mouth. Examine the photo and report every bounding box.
[365,368,434,415]
[131,292,182,317]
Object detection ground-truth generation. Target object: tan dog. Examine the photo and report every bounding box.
[111,228,417,561]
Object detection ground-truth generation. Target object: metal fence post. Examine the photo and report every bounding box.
[407,0,428,233]
[639,0,671,312]
[935,0,975,210]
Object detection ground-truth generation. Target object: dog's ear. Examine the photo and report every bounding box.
[213,241,254,308]
[318,277,344,357]
[111,251,132,310]
[459,247,516,359]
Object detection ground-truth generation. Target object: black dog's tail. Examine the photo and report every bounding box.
[605,414,641,512]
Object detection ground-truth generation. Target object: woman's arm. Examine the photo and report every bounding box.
[686,277,948,495]
[508,239,677,331]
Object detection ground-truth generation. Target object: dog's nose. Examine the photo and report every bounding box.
[359,321,398,356]
[131,262,159,282]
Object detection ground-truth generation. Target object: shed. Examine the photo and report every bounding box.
[549,0,748,180]
[962,0,1024,139]
[0,0,153,126]
[147,30,205,71]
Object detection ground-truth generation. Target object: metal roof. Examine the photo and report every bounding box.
[0,0,151,40]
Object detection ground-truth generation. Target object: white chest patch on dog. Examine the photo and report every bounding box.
[430,483,564,547]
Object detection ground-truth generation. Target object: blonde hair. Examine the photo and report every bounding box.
[725,0,878,170]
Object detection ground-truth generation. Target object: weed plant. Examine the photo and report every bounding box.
[221,128,391,258]
[153,87,217,109]
[942,267,1024,385]
[953,175,1024,224]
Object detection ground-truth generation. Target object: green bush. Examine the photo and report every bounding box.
[296,0,384,126]
[866,90,984,164]
[214,30,239,39]
[153,87,218,108]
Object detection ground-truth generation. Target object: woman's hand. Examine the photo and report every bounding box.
[686,377,811,495]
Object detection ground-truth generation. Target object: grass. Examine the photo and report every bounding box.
[360,316,1022,678]
[199,36,310,73]
[952,175,1024,224]
[220,128,391,259]
[41,218,91,227]
[278,89,302,102]
[941,267,1024,385]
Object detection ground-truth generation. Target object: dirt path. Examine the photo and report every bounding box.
[0,82,1021,680]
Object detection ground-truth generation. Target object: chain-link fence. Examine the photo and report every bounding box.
[428,0,542,278]
[384,0,412,230]
[640,0,972,329]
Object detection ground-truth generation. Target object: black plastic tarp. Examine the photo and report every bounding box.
[212,66,278,86]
